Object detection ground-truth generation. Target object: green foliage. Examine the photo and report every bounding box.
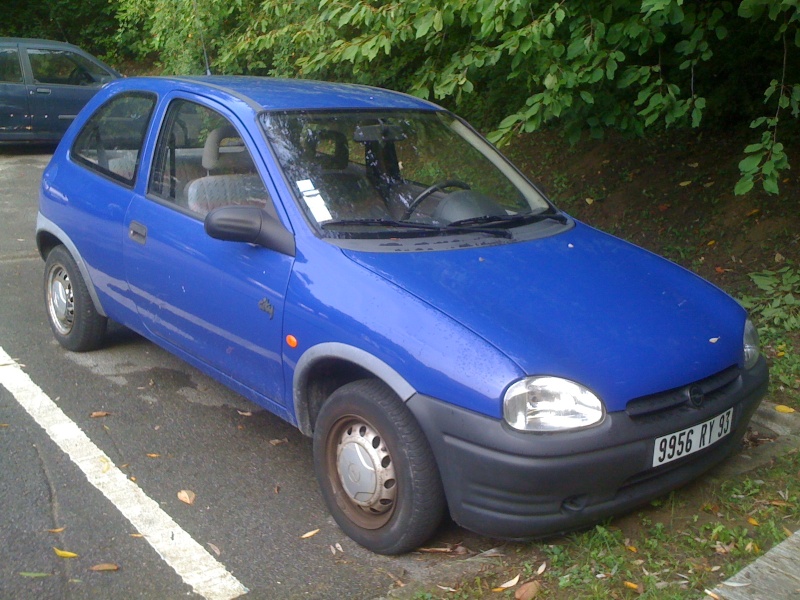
[0,0,118,58]
[108,0,798,195]
[741,262,800,333]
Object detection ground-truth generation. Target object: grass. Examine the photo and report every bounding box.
[409,451,800,599]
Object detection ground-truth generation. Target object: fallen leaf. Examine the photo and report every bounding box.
[784,526,793,537]
[274,485,281,494]
[146,453,161,459]
[53,547,78,559]
[688,162,699,168]
[269,438,289,446]
[19,572,52,578]
[679,180,692,186]
[626,545,638,553]
[585,197,594,205]
[90,411,111,418]
[0,423,9,427]
[89,563,119,572]
[437,585,457,592]
[47,527,66,534]
[624,580,643,593]
[722,581,752,587]
[335,542,343,552]
[177,490,196,505]
[515,580,542,600]
[498,574,520,589]
[705,591,722,599]
[536,562,547,576]
[747,517,759,527]
[707,240,716,246]
[301,528,320,539]
[709,337,720,344]
[130,533,143,538]
[775,253,785,263]
[775,405,796,414]
[747,208,761,217]
[237,410,252,417]
[207,542,221,556]
[715,267,726,274]
[658,203,671,212]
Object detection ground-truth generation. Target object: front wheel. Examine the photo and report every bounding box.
[44,245,107,351]
[313,379,445,554]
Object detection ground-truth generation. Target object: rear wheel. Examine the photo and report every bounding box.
[44,245,107,351]
[313,379,445,554]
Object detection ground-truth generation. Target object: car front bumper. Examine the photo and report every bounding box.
[406,357,769,539]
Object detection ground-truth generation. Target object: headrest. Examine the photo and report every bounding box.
[305,130,349,170]
[202,125,240,170]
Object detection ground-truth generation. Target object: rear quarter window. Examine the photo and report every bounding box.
[72,93,156,187]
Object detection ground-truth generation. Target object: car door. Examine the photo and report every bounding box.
[123,97,294,407]
[24,44,115,139]
[0,45,30,139]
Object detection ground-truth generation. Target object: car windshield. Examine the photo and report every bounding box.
[259,110,551,237]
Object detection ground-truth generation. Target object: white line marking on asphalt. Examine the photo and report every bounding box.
[0,347,248,600]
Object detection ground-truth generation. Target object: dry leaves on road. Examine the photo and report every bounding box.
[53,547,78,559]
[177,490,196,505]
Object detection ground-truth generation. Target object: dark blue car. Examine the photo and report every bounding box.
[0,38,119,142]
[36,76,768,554]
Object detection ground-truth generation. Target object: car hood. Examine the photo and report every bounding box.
[342,222,746,412]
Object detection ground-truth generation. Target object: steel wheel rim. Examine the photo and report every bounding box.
[327,416,397,529]
[47,264,74,336]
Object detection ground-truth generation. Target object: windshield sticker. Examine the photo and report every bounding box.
[296,179,332,223]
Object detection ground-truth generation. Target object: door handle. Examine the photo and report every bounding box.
[33,87,52,95]
[129,221,147,244]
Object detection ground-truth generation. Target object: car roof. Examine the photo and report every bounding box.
[0,37,86,51]
[112,75,442,112]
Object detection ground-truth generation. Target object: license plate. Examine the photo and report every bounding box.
[652,408,733,467]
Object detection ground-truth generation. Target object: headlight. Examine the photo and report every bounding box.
[743,318,761,370]
[503,376,605,432]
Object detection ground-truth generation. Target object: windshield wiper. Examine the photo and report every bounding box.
[322,218,512,238]
[448,210,568,228]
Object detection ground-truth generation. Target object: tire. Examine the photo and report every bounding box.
[44,245,107,352]
[313,379,445,554]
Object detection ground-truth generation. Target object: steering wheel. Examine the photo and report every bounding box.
[402,179,471,220]
[68,67,93,86]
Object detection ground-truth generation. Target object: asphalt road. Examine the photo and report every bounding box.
[0,147,480,599]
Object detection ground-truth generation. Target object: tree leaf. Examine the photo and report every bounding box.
[516,580,542,600]
[53,547,78,559]
[90,411,111,418]
[775,405,796,413]
[177,490,196,505]
[89,563,119,571]
[20,572,52,578]
[301,528,320,539]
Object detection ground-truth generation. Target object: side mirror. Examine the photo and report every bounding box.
[205,206,295,257]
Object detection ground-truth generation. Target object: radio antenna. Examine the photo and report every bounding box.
[191,0,212,75]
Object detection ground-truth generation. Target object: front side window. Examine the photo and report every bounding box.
[0,48,23,83]
[148,99,274,218]
[260,110,551,238]
[28,48,113,86]
[72,93,156,186]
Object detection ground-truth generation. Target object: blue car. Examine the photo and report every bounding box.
[0,38,120,142]
[37,76,768,554]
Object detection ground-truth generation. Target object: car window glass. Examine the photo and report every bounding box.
[149,99,276,218]
[0,48,23,83]
[72,93,156,186]
[28,48,112,86]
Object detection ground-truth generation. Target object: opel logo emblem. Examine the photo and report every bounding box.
[688,385,705,408]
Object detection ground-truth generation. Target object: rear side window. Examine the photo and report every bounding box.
[0,48,23,83]
[72,93,156,186]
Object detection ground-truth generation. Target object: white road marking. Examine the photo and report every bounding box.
[0,347,248,600]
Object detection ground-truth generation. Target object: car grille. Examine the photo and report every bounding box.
[625,365,741,418]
